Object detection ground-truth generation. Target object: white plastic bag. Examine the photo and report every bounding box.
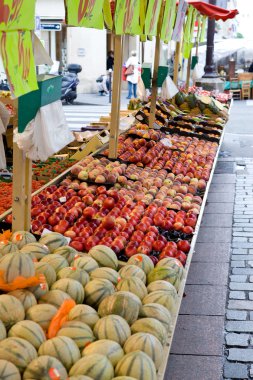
[14,100,74,161]
[191,63,204,82]
[160,76,179,100]
[137,78,148,102]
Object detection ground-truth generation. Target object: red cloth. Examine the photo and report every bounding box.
[178,0,238,21]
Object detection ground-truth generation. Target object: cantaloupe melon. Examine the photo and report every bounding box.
[68,305,99,329]
[0,252,35,282]
[119,265,146,284]
[147,266,183,291]
[57,267,89,286]
[142,290,177,314]
[53,246,78,264]
[157,257,184,270]
[82,339,124,367]
[0,241,19,255]
[11,231,36,249]
[0,295,25,329]
[90,267,120,285]
[98,292,141,325]
[123,332,163,370]
[8,320,46,349]
[40,254,68,274]
[28,282,49,300]
[88,245,118,269]
[147,279,177,293]
[0,321,6,341]
[115,351,156,380]
[0,337,37,372]
[39,232,68,253]
[112,378,137,380]
[69,354,114,380]
[140,303,172,332]
[84,279,115,308]
[0,359,21,380]
[34,261,56,288]
[26,304,57,331]
[8,289,37,312]
[131,318,167,345]
[39,289,71,308]
[23,355,68,379]
[57,321,95,349]
[38,336,81,370]
[51,278,85,304]
[94,315,131,346]
[71,256,99,273]
[127,254,154,275]
[20,242,49,260]
[116,277,147,300]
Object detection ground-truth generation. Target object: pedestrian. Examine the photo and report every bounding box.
[96,74,109,96]
[107,51,114,71]
[125,51,139,99]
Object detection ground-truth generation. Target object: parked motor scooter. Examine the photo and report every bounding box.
[0,73,10,91]
[61,64,82,104]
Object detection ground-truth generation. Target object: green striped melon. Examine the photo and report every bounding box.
[147,279,177,293]
[57,321,95,349]
[39,289,71,308]
[0,252,35,282]
[112,378,137,380]
[21,242,49,260]
[123,332,163,370]
[140,303,172,332]
[115,351,156,380]
[84,279,115,308]
[68,377,93,380]
[88,245,118,270]
[69,354,114,380]
[57,267,89,286]
[142,290,177,314]
[131,318,167,345]
[40,254,68,274]
[116,278,147,300]
[68,304,99,329]
[127,254,154,275]
[98,291,141,325]
[157,257,184,270]
[82,339,124,367]
[34,262,56,287]
[8,289,37,312]
[51,278,85,304]
[94,315,131,346]
[0,295,25,329]
[0,242,19,255]
[11,231,36,249]
[26,304,57,331]
[147,266,183,291]
[119,265,146,284]
[53,246,78,264]
[23,355,68,380]
[0,337,37,372]
[28,283,49,300]
[38,336,81,370]
[90,267,120,285]
[71,256,99,273]
[0,360,21,380]
[0,321,6,341]
[39,232,68,253]
[8,320,46,349]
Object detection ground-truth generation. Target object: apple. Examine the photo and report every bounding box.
[175,251,187,265]
[70,241,84,252]
[183,226,194,234]
[48,215,60,226]
[185,217,197,227]
[103,197,115,210]
[102,216,116,230]
[83,207,96,220]
[64,230,77,239]
[177,240,191,253]
[152,240,166,252]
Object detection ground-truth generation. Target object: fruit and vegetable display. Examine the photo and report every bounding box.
[32,158,76,180]
[0,230,184,379]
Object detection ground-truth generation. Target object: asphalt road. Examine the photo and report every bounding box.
[222,100,253,158]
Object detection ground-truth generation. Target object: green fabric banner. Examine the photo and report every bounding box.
[144,0,162,37]
[160,0,177,42]
[115,0,141,35]
[0,31,38,97]
[200,15,207,43]
[65,0,105,29]
[103,0,113,30]
[183,6,197,59]
[0,0,36,31]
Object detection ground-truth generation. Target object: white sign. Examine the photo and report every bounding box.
[172,0,188,42]
[77,48,86,57]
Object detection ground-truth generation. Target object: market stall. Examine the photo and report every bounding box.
[0,0,238,379]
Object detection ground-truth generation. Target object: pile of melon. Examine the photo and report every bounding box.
[0,231,185,380]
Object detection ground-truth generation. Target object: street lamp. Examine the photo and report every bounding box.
[203,0,219,78]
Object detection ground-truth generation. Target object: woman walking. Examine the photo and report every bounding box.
[125,51,139,99]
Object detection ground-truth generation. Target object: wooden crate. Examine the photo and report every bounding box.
[238,73,253,81]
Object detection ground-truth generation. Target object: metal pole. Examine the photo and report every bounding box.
[203,0,218,78]
[108,69,112,104]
